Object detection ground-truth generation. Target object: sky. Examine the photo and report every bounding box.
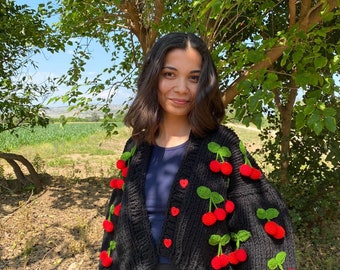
[16,0,134,107]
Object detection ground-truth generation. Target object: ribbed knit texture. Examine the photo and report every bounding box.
[100,125,297,270]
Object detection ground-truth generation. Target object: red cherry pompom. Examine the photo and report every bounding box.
[202,212,217,226]
[235,248,248,262]
[250,168,262,180]
[221,161,233,175]
[273,224,286,239]
[225,200,235,214]
[264,221,278,236]
[116,159,126,170]
[239,164,252,177]
[209,160,221,173]
[102,219,114,233]
[113,203,121,216]
[214,208,227,221]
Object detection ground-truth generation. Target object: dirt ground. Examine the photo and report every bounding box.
[0,175,111,270]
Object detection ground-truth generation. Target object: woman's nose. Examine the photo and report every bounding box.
[174,78,189,93]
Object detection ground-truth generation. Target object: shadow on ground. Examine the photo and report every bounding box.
[0,175,112,270]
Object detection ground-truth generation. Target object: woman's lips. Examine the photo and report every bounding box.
[170,98,189,105]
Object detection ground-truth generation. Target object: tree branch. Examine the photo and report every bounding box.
[221,0,338,106]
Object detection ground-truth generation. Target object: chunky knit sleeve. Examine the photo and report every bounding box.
[223,127,296,269]
[99,138,135,270]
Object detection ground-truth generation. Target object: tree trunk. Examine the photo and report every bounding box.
[0,152,42,192]
[273,78,298,185]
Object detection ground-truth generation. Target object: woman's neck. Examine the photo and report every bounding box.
[156,116,191,148]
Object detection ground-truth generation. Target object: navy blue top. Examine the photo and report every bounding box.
[145,141,187,263]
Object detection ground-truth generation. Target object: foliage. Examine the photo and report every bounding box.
[0,0,65,133]
[0,123,103,151]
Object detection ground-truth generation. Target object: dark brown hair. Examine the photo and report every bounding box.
[124,32,225,144]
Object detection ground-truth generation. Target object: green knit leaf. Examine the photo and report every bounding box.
[266,208,279,220]
[109,204,114,214]
[276,251,287,264]
[220,234,231,245]
[130,145,136,156]
[208,142,220,153]
[256,208,267,219]
[121,151,132,161]
[109,240,116,251]
[218,146,231,158]
[209,234,221,245]
[239,141,247,155]
[236,230,251,242]
[267,258,278,270]
[197,186,211,199]
[210,191,224,204]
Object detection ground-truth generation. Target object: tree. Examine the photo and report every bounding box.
[0,0,65,191]
[51,0,338,181]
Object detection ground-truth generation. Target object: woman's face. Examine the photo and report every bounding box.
[158,47,202,119]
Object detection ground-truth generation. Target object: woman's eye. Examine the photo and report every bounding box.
[190,75,200,83]
[163,72,174,78]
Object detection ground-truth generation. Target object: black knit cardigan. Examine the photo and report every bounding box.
[100,125,296,270]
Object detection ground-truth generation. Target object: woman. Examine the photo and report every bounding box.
[100,33,296,270]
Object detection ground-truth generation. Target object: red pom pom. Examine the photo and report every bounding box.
[221,161,233,175]
[110,178,124,189]
[99,250,109,261]
[225,200,235,214]
[228,251,239,265]
[273,224,286,239]
[211,255,222,270]
[102,256,113,268]
[113,203,121,216]
[202,212,217,226]
[239,164,252,177]
[214,208,227,221]
[235,248,247,262]
[219,254,229,267]
[100,250,113,268]
[102,219,114,233]
[250,168,262,180]
[209,160,221,173]
[264,221,278,236]
[121,167,128,178]
[116,159,126,170]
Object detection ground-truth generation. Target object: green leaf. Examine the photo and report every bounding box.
[121,151,132,161]
[324,116,336,133]
[295,112,305,130]
[210,191,224,204]
[218,146,231,158]
[208,142,220,153]
[266,208,279,220]
[323,107,336,117]
[276,251,287,264]
[314,56,328,69]
[304,104,315,115]
[256,208,267,219]
[130,145,136,156]
[109,240,116,250]
[267,258,278,270]
[313,120,324,135]
[236,230,251,242]
[209,234,221,245]
[197,186,211,199]
[239,141,247,155]
[220,234,231,245]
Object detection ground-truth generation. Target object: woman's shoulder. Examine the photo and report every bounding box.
[207,124,241,146]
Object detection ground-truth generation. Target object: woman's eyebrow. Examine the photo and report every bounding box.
[162,66,201,73]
